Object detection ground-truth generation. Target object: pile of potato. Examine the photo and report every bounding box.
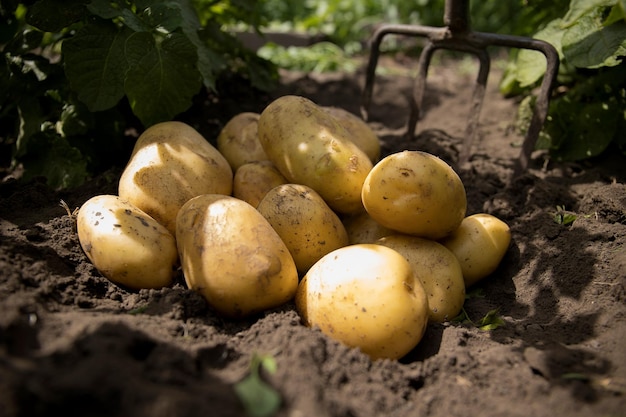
[76,95,510,360]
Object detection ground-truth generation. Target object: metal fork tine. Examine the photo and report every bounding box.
[361,0,559,176]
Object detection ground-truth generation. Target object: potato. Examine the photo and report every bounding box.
[217,112,268,171]
[362,150,467,240]
[257,95,373,215]
[118,121,233,236]
[296,244,430,360]
[233,160,288,208]
[76,194,178,290]
[376,235,465,323]
[322,106,381,163]
[176,194,298,318]
[256,184,349,274]
[440,213,511,287]
[342,211,394,244]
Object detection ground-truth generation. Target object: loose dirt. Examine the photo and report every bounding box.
[1,56,625,417]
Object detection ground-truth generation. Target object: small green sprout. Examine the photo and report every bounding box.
[553,205,577,226]
[128,305,148,315]
[561,372,590,382]
[452,306,505,331]
[235,353,281,417]
[477,309,506,331]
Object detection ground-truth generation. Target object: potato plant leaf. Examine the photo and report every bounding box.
[534,53,625,158]
[562,11,626,68]
[123,31,202,127]
[19,131,88,189]
[561,0,618,27]
[234,353,281,417]
[89,1,149,32]
[514,19,565,87]
[62,22,130,112]
[164,0,222,89]
[26,0,87,32]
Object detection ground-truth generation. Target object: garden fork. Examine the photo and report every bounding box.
[361,0,560,175]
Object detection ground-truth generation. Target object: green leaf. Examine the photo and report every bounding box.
[57,102,94,137]
[62,22,130,112]
[561,0,617,27]
[137,1,185,32]
[16,96,46,154]
[478,309,505,331]
[452,305,506,330]
[561,372,591,381]
[562,14,626,68]
[548,98,619,160]
[553,205,578,225]
[86,0,126,20]
[515,19,565,87]
[234,353,281,417]
[87,0,150,32]
[124,31,202,126]
[19,131,88,189]
[604,3,626,25]
[171,0,221,89]
[26,0,88,32]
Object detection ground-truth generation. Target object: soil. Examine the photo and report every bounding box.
[1,56,625,417]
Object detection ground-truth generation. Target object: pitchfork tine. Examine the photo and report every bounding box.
[361,0,559,175]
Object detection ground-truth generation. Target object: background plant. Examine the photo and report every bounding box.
[502,0,626,162]
[0,0,277,188]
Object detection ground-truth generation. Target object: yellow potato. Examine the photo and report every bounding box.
[76,194,178,290]
[296,244,430,360]
[217,112,268,171]
[362,150,467,240]
[232,160,288,208]
[342,211,394,244]
[176,194,298,318]
[440,213,511,287]
[376,235,465,323]
[257,95,373,215]
[256,184,349,274]
[118,121,233,236]
[322,106,381,163]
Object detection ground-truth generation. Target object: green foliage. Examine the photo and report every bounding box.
[234,353,282,417]
[553,205,578,225]
[503,0,626,162]
[452,289,506,331]
[453,307,506,331]
[258,41,359,73]
[1,0,277,189]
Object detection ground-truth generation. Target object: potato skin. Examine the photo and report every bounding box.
[342,211,394,244]
[322,106,381,163]
[233,160,288,208]
[376,235,465,323]
[296,244,430,360]
[258,95,373,215]
[217,112,268,171]
[362,150,467,240]
[176,194,298,318]
[256,184,349,274]
[119,121,233,236]
[76,194,178,290]
[440,213,511,287]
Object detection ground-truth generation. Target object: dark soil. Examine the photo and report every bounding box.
[1,57,625,417]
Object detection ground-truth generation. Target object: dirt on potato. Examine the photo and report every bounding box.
[1,55,625,417]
